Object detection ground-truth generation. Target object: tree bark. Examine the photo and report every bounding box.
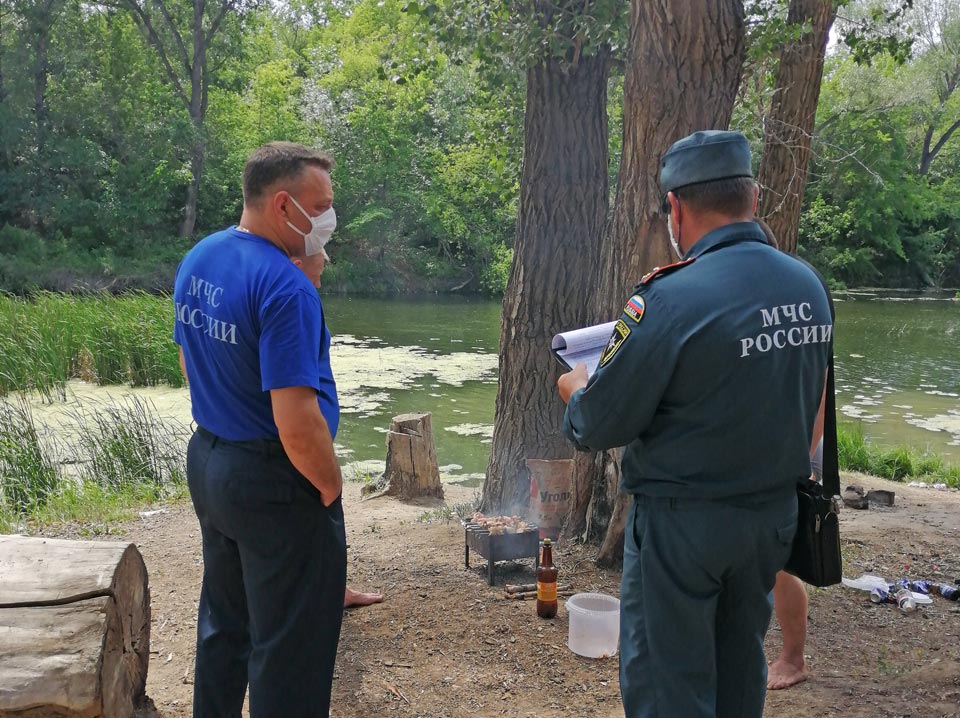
[0,536,150,718]
[482,49,610,515]
[600,0,747,304]
[180,130,204,238]
[757,0,837,254]
[588,0,747,565]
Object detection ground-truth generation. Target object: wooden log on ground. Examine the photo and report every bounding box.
[0,536,150,718]
[379,413,443,501]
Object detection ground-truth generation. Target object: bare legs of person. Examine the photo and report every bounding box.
[344,586,384,608]
[768,570,809,690]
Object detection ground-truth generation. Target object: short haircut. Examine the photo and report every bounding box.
[670,177,756,217]
[242,142,333,206]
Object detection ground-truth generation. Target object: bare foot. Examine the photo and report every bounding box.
[344,586,384,609]
[767,657,808,690]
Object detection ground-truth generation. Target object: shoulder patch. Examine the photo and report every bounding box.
[599,319,631,368]
[623,295,645,323]
[640,257,696,285]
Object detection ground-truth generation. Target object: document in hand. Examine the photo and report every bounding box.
[551,321,617,377]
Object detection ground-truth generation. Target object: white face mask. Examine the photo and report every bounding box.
[667,212,682,260]
[287,196,336,258]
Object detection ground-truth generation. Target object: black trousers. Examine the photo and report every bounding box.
[187,427,347,718]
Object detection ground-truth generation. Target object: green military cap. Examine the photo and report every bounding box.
[658,130,753,203]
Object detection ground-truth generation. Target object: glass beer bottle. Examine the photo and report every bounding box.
[537,539,558,619]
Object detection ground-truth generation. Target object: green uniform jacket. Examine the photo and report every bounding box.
[563,221,832,501]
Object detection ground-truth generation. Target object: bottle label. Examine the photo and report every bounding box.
[537,581,557,602]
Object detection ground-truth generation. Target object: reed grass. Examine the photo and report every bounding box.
[0,399,60,514]
[68,395,188,493]
[0,394,188,532]
[0,292,184,397]
[838,423,960,487]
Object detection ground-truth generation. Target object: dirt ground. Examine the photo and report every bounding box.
[43,472,960,718]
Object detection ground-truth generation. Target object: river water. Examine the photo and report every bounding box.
[17,292,960,484]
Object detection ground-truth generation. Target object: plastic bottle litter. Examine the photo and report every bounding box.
[936,584,960,601]
[842,574,889,592]
[894,589,917,614]
[894,579,934,603]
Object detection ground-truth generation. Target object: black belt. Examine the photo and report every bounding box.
[196,426,287,457]
[632,487,795,510]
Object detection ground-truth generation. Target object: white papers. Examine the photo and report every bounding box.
[551,321,617,377]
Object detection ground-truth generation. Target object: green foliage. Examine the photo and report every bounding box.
[798,39,960,288]
[0,0,955,294]
[403,0,628,70]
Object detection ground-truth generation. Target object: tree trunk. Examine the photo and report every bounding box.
[588,0,747,563]
[31,2,51,154]
[757,0,837,254]
[0,536,151,718]
[482,50,610,515]
[602,0,747,303]
[0,0,7,107]
[379,412,444,501]
[180,3,207,239]
[180,132,203,238]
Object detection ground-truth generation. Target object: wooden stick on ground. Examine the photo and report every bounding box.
[505,583,572,594]
[506,590,576,601]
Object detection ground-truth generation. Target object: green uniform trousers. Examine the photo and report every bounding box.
[619,491,797,718]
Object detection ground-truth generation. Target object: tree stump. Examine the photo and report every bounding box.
[0,536,150,718]
[379,413,443,501]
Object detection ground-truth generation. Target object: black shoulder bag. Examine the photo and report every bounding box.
[783,266,843,587]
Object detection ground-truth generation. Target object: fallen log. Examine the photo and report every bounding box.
[0,535,150,718]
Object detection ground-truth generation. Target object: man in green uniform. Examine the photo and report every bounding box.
[558,130,831,718]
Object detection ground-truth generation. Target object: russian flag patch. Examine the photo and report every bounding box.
[623,295,645,323]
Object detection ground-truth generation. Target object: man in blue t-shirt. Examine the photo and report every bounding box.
[173,141,346,718]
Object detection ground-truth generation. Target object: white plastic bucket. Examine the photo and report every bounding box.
[566,592,620,658]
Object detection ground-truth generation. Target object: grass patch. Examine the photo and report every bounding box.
[452,490,482,522]
[417,504,455,523]
[0,394,188,533]
[838,423,960,487]
[0,399,61,514]
[418,492,483,524]
[0,292,184,398]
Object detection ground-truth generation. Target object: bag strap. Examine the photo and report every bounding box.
[821,354,840,497]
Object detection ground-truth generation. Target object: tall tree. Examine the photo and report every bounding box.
[15,0,65,155]
[482,1,616,513]
[914,0,960,176]
[115,0,254,238]
[757,0,837,254]
[574,0,747,566]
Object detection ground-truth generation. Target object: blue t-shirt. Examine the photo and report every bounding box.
[173,227,340,441]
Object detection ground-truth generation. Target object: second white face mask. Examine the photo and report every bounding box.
[287,196,336,257]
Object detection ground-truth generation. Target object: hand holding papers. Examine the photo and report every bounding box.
[551,321,617,377]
